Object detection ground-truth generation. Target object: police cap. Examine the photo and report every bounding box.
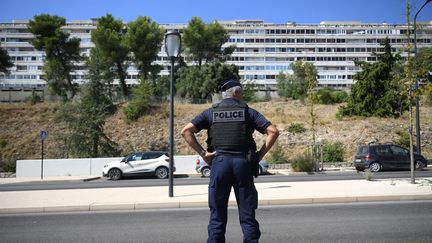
[220,80,242,92]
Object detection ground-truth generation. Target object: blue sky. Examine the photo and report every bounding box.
[1,0,431,24]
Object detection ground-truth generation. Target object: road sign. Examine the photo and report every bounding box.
[41,130,47,141]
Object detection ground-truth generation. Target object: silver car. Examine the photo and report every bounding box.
[195,156,269,177]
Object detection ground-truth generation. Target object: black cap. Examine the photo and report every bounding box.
[220,80,242,92]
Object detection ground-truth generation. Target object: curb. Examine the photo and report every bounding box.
[1,195,431,214]
[83,177,101,182]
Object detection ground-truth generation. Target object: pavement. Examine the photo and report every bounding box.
[0,171,432,214]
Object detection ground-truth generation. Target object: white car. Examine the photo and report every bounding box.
[102,151,175,180]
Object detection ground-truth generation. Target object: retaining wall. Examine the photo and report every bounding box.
[16,155,198,178]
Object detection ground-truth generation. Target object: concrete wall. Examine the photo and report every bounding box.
[16,155,198,178]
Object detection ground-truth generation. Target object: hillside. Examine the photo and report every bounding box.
[0,100,431,171]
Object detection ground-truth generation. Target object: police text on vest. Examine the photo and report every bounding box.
[213,109,245,123]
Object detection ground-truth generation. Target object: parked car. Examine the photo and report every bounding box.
[353,143,428,172]
[102,151,175,180]
[195,156,269,177]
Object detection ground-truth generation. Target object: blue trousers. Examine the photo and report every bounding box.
[207,155,260,243]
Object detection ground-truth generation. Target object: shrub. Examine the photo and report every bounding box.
[267,143,288,164]
[364,169,374,181]
[395,130,416,151]
[396,131,410,149]
[291,153,315,172]
[315,88,348,104]
[25,90,43,105]
[123,101,148,121]
[287,123,306,134]
[123,80,153,121]
[322,141,344,162]
[0,138,7,148]
[0,160,16,173]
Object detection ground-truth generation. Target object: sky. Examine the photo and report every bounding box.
[1,0,432,24]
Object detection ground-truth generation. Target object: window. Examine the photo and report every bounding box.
[390,146,408,156]
[374,146,392,156]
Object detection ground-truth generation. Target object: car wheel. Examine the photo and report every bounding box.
[415,160,425,171]
[201,167,211,177]
[369,162,381,172]
[108,168,122,180]
[259,166,263,175]
[155,167,169,179]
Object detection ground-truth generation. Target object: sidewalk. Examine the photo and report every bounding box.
[1,176,432,214]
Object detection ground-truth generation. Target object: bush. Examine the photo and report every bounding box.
[267,143,288,164]
[315,88,348,104]
[287,123,306,134]
[395,130,416,151]
[0,160,16,173]
[123,80,153,121]
[123,101,148,121]
[322,141,344,162]
[291,153,315,172]
[424,84,432,106]
[25,90,43,105]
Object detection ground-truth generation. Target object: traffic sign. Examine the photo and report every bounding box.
[41,130,47,141]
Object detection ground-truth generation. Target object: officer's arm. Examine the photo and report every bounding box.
[257,124,279,161]
[181,122,216,164]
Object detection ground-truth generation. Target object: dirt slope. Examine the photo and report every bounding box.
[0,100,431,170]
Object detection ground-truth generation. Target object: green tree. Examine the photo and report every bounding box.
[276,61,309,100]
[242,80,258,102]
[176,62,240,99]
[338,38,406,117]
[404,0,416,184]
[416,47,432,84]
[91,14,130,98]
[123,79,154,121]
[305,62,318,161]
[183,17,234,66]
[57,48,120,158]
[124,16,164,80]
[28,14,82,100]
[0,44,13,74]
[417,47,432,105]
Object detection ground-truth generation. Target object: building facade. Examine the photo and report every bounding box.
[1,19,432,91]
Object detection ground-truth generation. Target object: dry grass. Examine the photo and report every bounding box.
[0,99,431,170]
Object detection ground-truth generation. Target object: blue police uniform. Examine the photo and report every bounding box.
[191,98,271,243]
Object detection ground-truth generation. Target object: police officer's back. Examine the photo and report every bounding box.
[181,80,279,243]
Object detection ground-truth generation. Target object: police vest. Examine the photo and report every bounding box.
[209,102,254,152]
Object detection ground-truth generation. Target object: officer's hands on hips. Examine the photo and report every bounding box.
[202,151,216,166]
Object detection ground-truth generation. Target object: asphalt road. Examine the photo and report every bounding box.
[1,170,431,191]
[1,201,431,242]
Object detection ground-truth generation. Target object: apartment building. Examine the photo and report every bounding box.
[1,19,431,91]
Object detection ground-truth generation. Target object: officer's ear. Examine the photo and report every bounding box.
[234,87,244,97]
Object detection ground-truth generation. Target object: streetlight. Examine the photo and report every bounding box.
[165,30,181,198]
[413,0,431,156]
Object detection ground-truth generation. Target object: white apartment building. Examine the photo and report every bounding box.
[1,19,431,91]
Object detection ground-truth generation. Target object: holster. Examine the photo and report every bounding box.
[246,150,259,178]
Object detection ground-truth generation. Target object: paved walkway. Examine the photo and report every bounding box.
[1,176,432,214]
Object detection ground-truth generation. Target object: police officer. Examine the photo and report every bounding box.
[181,80,279,243]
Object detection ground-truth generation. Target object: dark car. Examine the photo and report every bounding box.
[353,143,428,172]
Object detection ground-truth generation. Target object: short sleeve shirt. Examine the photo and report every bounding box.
[191,98,271,135]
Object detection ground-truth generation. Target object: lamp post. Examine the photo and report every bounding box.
[165,30,181,198]
[413,0,431,156]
